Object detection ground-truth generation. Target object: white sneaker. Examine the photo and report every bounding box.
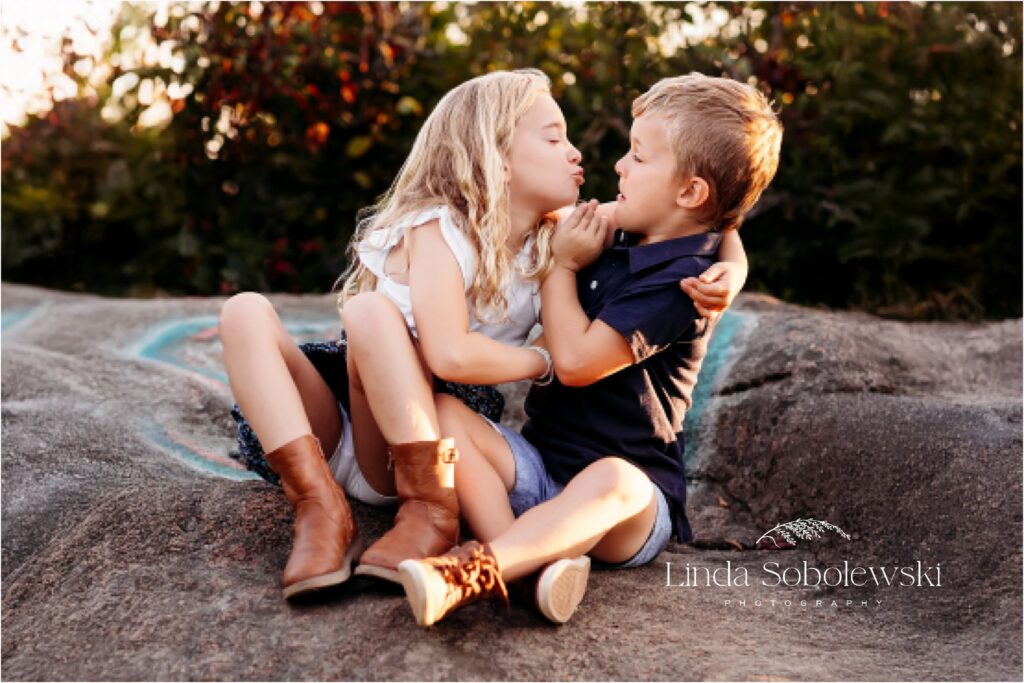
[535,556,591,624]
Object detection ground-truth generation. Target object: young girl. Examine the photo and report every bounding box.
[220,69,747,600]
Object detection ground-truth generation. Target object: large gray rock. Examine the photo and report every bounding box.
[2,283,1021,680]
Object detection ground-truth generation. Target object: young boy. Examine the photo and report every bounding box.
[396,73,783,626]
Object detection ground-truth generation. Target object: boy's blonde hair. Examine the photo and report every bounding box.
[632,72,783,232]
[335,69,557,322]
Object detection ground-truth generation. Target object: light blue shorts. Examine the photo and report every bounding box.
[487,420,672,569]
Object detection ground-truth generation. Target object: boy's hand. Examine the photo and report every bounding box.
[550,199,607,273]
[680,261,743,321]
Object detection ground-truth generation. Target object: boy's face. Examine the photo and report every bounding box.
[613,114,687,233]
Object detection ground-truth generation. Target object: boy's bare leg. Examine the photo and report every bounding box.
[342,292,441,496]
[219,292,343,455]
[435,394,517,542]
[489,457,659,582]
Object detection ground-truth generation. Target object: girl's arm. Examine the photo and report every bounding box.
[555,202,618,248]
[407,220,547,385]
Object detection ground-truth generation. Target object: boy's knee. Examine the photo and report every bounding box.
[218,291,273,334]
[585,457,654,515]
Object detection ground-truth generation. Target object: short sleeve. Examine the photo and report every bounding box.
[356,206,475,290]
[435,208,476,290]
[596,284,701,363]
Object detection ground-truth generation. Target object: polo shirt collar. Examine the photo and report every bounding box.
[612,229,723,273]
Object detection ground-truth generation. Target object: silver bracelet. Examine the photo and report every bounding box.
[529,345,555,386]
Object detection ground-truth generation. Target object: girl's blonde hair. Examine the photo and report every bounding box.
[335,68,558,323]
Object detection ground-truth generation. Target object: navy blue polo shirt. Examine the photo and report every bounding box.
[521,228,722,543]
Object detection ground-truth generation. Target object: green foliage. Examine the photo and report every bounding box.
[2,1,1020,318]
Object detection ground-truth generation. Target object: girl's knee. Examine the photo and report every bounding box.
[341,291,402,342]
[218,291,275,335]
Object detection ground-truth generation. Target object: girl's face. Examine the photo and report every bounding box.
[507,93,583,214]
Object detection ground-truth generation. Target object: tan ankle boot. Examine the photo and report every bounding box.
[264,434,362,600]
[354,438,460,583]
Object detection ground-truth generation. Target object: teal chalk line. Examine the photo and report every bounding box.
[139,418,260,481]
[2,306,40,333]
[129,315,341,386]
[128,314,342,480]
[682,309,751,466]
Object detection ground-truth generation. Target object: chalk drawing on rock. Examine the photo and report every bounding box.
[1,305,44,334]
[126,314,343,478]
[682,309,755,467]
[139,418,262,480]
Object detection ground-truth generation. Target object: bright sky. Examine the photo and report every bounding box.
[0,0,123,135]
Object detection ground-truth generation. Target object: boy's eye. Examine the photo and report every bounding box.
[632,153,642,162]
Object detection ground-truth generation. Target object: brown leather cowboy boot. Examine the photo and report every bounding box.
[354,438,460,583]
[264,434,362,600]
[397,540,509,627]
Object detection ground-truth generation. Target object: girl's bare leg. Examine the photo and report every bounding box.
[219,292,342,456]
[345,349,395,496]
[341,291,444,496]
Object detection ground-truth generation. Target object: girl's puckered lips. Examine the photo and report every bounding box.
[572,169,585,185]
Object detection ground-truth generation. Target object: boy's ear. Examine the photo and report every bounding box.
[676,176,710,211]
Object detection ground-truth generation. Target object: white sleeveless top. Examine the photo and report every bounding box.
[356,205,541,346]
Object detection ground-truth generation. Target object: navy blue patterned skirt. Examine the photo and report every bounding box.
[229,336,505,487]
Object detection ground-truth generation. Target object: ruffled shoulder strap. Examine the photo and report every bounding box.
[356,205,476,289]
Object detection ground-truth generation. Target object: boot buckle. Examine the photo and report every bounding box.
[441,446,458,464]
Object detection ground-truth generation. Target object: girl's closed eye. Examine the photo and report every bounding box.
[632,153,642,162]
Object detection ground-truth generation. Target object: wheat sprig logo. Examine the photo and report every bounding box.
[756,518,851,549]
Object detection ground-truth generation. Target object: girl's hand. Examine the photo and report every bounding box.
[680,261,743,321]
[551,199,607,273]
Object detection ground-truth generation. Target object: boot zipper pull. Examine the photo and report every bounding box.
[387,449,394,471]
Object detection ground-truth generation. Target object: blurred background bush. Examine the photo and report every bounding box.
[2,1,1020,319]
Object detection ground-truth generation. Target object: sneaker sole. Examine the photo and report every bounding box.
[536,555,590,623]
[352,563,402,584]
[282,534,365,600]
[397,560,437,627]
